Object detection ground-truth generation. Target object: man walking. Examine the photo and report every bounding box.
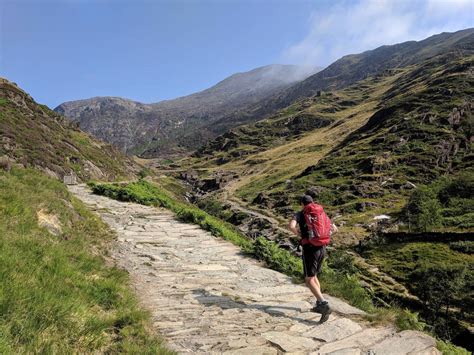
[289,195,335,323]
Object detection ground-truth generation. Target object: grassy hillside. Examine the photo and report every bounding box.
[187,53,473,242]
[0,78,137,181]
[0,167,171,353]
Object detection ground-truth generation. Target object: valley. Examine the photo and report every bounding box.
[1,26,473,353]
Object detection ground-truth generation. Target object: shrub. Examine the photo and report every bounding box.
[327,249,358,275]
[405,186,442,231]
[138,168,151,180]
[395,309,426,331]
[449,241,474,254]
[437,340,470,355]
[253,237,303,279]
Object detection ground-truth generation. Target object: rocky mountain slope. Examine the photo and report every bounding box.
[55,64,319,157]
[191,37,473,240]
[237,28,474,121]
[0,78,138,181]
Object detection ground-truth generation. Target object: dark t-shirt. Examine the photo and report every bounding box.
[294,211,309,239]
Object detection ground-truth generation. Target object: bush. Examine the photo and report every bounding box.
[449,241,474,254]
[395,309,426,331]
[253,237,303,279]
[404,172,474,232]
[437,340,470,355]
[138,168,151,180]
[327,249,358,275]
[405,186,442,231]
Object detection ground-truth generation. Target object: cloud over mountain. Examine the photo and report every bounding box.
[282,0,474,66]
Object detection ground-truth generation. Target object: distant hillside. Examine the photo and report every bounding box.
[55,64,320,157]
[190,30,474,242]
[273,28,474,107]
[0,78,138,181]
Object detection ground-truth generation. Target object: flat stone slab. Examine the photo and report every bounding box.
[263,331,321,352]
[370,330,439,355]
[327,348,362,355]
[324,295,367,316]
[317,328,395,354]
[304,317,363,342]
[68,184,442,355]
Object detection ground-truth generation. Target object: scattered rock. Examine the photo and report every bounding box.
[0,155,12,172]
[373,214,391,221]
[355,201,379,212]
[404,181,417,189]
[306,186,326,199]
[252,192,273,208]
[37,209,62,236]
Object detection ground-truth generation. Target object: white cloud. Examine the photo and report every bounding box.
[282,0,474,66]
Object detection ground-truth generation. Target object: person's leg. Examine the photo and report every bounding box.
[305,276,324,302]
[303,245,326,302]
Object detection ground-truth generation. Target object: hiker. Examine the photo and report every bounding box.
[289,194,337,323]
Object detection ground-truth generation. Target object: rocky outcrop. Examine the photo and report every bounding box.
[55,65,320,156]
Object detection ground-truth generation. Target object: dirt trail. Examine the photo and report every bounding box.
[69,184,440,354]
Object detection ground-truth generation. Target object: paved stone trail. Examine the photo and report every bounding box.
[69,184,440,355]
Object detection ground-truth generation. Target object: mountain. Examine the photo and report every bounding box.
[55,64,320,157]
[189,28,474,241]
[0,78,138,181]
[211,28,474,129]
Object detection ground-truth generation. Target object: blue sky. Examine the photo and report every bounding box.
[1,0,473,108]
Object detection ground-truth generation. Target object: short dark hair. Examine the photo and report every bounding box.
[300,195,313,205]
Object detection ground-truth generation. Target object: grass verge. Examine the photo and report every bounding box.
[0,168,172,354]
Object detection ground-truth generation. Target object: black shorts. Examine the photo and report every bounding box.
[302,244,326,277]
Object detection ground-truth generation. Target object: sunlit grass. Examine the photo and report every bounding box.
[0,168,172,354]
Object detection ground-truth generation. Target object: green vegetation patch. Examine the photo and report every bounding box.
[0,168,171,354]
[404,172,474,232]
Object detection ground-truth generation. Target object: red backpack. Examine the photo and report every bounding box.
[303,203,331,246]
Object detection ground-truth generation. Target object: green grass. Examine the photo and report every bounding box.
[362,242,473,285]
[0,168,172,354]
[437,340,470,355]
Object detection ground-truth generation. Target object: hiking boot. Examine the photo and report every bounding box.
[311,301,329,314]
[319,303,332,323]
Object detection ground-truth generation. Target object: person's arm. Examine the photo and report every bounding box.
[289,219,300,236]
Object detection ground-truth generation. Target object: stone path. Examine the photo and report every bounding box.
[69,184,440,355]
